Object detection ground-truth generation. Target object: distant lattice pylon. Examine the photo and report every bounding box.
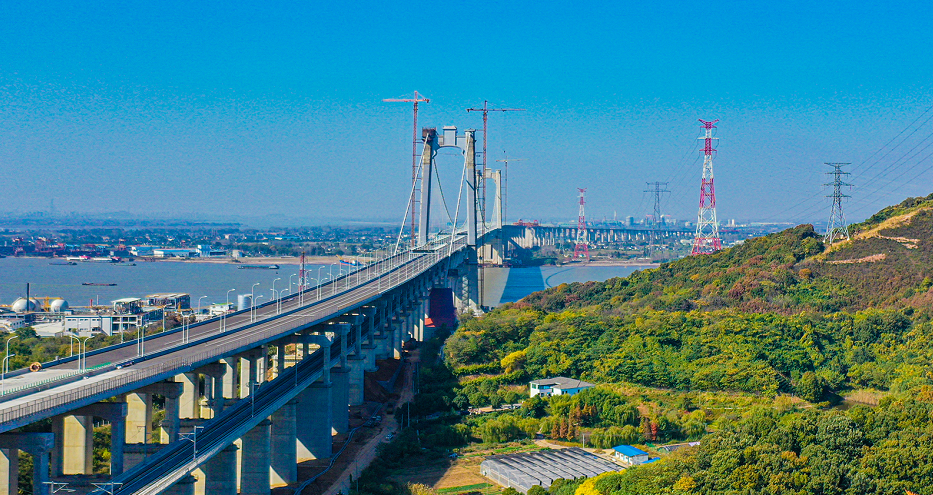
[824,162,853,245]
[573,188,590,260]
[692,119,722,255]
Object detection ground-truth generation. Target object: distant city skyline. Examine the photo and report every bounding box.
[2,2,933,228]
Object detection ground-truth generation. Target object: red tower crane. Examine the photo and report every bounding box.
[384,91,430,247]
[573,188,590,260]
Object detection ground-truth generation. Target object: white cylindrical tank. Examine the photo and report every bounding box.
[237,294,252,311]
[50,299,69,312]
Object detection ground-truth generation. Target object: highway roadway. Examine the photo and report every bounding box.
[0,236,466,432]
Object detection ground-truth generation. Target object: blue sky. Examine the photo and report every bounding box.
[2,1,932,226]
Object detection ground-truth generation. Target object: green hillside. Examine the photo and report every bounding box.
[439,195,933,494]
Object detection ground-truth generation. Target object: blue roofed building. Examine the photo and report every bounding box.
[612,445,650,466]
[528,377,595,397]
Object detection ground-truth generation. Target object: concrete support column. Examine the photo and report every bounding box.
[0,434,52,495]
[296,381,332,461]
[347,355,365,407]
[177,373,200,419]
[276,341,286,377]
[199,377,214,420]
[0,448,18,495]
[125,392,153,444]
[221,358,237,399]
[330,367,350,435]
[362,343,377,372]
[51,415,93,475]
[163,474,196,495]
[240,352,258,398]
[270,399,298,487]
[161,389,181,444]
[110,416,125,476]
[203,443,238,495]
[257,345,268,383]
[240,420,271,495]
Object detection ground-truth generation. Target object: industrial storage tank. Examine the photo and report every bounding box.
[237,294,252,311]
[49,299,69,312]
[11,298,40,312]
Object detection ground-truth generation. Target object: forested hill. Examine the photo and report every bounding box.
[439,195,933,495]
[446,194,933,398]
[523,193,933,315]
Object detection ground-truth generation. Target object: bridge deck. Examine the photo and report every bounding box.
[0,235,466,432]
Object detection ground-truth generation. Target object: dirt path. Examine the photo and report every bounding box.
[320,361,414,495]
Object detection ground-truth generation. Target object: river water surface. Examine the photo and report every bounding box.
[0,257,651,309]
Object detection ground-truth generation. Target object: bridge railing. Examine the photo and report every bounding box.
[0,241,458,428]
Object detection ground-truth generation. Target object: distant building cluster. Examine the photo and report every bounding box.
[0,292,217,338]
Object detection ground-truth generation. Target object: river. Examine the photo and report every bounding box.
[0,257,651,309]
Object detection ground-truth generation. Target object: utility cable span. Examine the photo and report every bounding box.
[432,158,454,229]
[852,101,933,184]
[394,158,425,254]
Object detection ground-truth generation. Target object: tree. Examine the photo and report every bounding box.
[527,485,547,495]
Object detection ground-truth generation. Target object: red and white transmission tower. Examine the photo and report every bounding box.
[573,188,590,260]
[383,91,430,247]
[691,119,722,255]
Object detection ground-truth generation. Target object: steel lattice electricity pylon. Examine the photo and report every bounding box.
[644,181,670,257]
[691,119,722,255]
[824,162,853,245]
[573,188,590,260]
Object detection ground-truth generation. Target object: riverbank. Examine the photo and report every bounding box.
[552,260,660,268]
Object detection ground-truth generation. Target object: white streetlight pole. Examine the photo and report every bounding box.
[223,289,235,332]
[306,278,318,301]
[1,335,18,394]
[198,296,207,315]
[251,283,260,322]
[79,336,92,371]
[279,289,290,314]
[289,274,297,294]
[254,295,264,316]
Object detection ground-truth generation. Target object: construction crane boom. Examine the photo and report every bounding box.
[384,91,430,247]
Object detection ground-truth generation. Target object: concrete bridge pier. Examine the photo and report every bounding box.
[0,448,16,495]
[125,392,153,444]
[202,443,238,495]
[50,414,92,475]
[221,357,237,399]
[196,363,226,419]
[240,350,261,399]
[163,474,197,495]
[296,380,332,461]
[270,398,298,487]
[0,433,53,495]
[240,419,271,495]
[177,372,200,419]
[65,402,128,476]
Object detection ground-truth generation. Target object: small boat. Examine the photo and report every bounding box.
[82,283,117,286]
[49,261,77,266]
[112,263,136,266]
[238,264,279,270]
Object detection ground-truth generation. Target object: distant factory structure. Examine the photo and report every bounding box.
[0,290,210,338]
